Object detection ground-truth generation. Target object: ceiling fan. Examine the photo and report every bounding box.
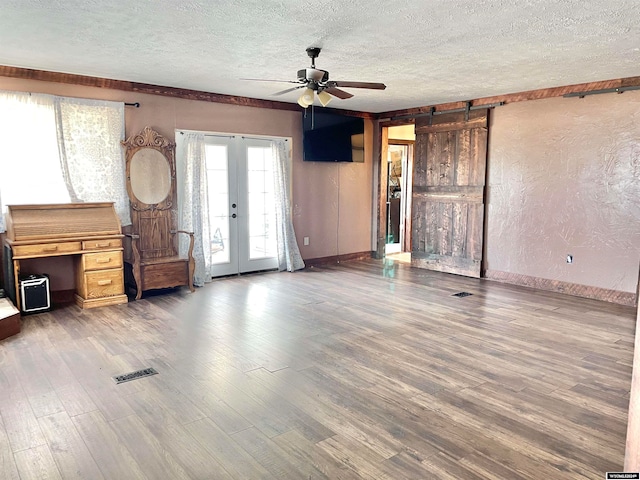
[246,47,386,108]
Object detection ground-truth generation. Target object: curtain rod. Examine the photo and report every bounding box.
[179,131,233,139]
[178,131,289,141]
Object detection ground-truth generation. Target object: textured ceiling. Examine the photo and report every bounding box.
[1,1,639,113]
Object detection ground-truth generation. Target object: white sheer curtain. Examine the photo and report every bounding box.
[54,97,130,225]
[0,90,130,231]
[272,139,305,272]
[179,133,212,286]
[0,92,70,232]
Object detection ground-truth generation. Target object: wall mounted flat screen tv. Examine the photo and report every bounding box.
[302,111,365,162]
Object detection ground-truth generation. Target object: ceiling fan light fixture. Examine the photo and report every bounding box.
[297,88,315,108]
[317,90,332,107]
[252,48,386,106]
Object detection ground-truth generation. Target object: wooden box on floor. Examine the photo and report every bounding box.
[0,297,20,340]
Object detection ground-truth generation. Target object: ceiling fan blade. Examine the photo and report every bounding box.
[324,87,354,99]
[241,78,300,84]
[272,85,305,96]
[329,81,387,90]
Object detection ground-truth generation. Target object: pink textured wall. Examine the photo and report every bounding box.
[0,77,374,290]
[487,92,640,293]
[292,120,374,259]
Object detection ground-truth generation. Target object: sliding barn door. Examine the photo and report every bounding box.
[411,110,488,278]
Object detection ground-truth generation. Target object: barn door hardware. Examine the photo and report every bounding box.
[387,102,503,122]
[563,85,640,98]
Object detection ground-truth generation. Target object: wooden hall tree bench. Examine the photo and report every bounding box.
[122,126,195,300]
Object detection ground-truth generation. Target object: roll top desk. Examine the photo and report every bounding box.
[3,202,128,309]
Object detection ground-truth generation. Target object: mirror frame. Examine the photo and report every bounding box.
[122,126,176,211]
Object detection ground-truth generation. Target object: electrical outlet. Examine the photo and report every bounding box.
[303,236,310,246]
[566,254,573,264]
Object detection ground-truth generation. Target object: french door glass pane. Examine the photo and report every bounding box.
[247,147,277,259]
[205,144,230,264]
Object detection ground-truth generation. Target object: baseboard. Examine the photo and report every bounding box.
[304,251,374,268]
[485,270,637,307]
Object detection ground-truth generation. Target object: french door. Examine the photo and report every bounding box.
[204,136,278,277]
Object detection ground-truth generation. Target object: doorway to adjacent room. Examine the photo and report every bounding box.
[384,125,415,263]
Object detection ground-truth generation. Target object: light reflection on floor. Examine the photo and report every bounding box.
[382,250,411,279]
[386,251,411,264]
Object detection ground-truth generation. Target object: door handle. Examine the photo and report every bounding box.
[232,213,237,218]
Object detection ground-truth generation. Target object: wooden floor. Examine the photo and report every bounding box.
[0,259,636,479]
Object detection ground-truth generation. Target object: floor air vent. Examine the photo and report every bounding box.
[452,292,473,297]
[113,367,158,384]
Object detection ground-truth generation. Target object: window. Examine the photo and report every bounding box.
[0,92,70,219]
[0,90,130,232]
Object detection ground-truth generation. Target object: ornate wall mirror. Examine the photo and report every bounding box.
[123,126,175,210]
[129,148,171,205]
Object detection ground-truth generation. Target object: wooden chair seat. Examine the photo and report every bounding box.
[140,255,189,266]
[124,230,195,300]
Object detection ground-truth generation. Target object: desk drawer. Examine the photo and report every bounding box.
[13,242,82,258]
[82,239,122,251]
[83,251,123,271]
[82,269,124,299]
